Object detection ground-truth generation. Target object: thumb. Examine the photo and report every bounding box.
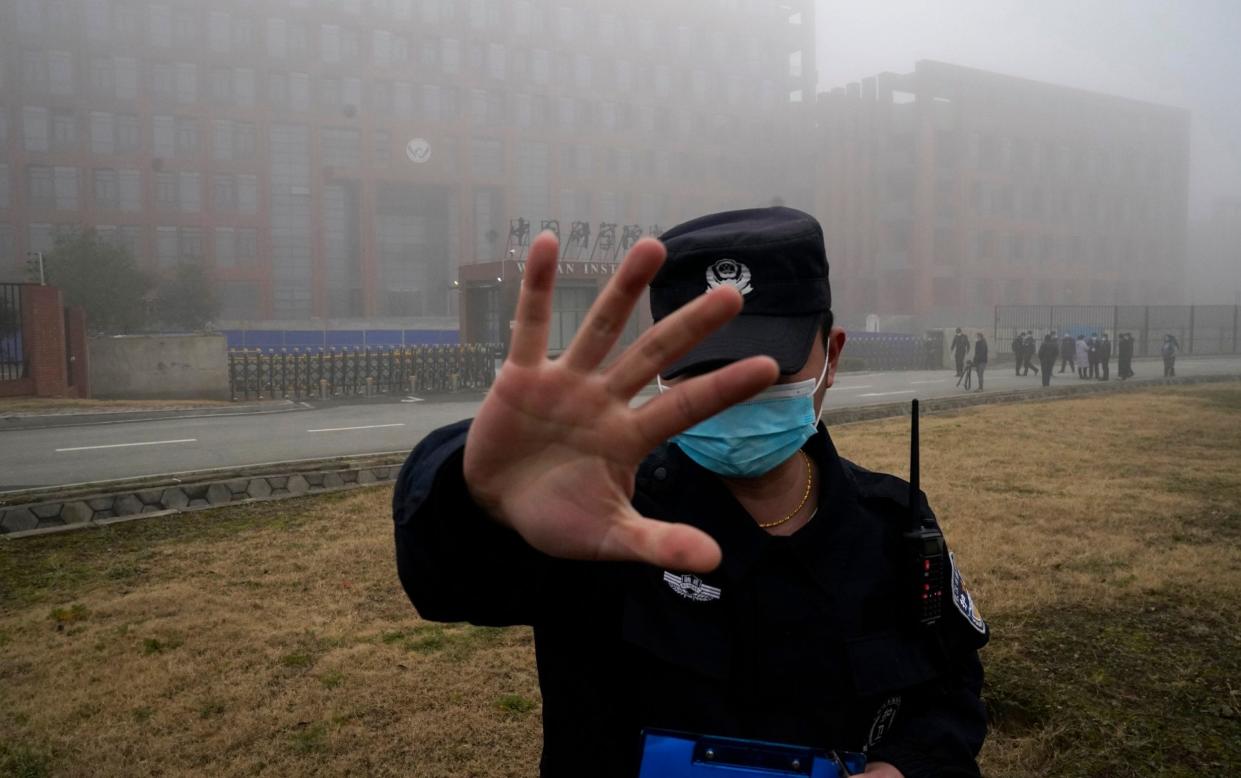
[601,512,723,573]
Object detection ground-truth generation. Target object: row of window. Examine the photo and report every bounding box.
[12,0,785,70]
[11,164,259,216]
[10,46,776,110]
[19,222,259,269]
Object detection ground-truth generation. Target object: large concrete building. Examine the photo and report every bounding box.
[0,0,817,328]
[1188,197,1241,305]
[817,60,1191,328]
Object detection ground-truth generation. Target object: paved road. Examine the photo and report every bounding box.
[3,355,1239,492]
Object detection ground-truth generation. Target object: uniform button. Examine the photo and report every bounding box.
[654,467,667,480]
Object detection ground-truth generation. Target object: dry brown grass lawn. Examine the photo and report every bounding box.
[2,383,1240,777]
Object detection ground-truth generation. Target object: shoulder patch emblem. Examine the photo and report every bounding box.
[865,695,901,751]
[705,258,753,296]
[949,551,987,635]
[662,571,722,602]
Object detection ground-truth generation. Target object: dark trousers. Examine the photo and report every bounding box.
[1060,356,1072,372]
[1015,357,1023,376]
[1119,356,1132,379]
[975,363,986,390]
[1040,359,1055,386]
[955,352,966,377]
[1098,359,1109,380]
[1079,365,1088,379]
[1024,355,1039,374]
[1164,356,1175,377]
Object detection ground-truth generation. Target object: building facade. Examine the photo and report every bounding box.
[0,0,816,329]
[817,60,1191,328]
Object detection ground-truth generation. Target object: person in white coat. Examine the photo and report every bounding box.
[1075,335,1090,379]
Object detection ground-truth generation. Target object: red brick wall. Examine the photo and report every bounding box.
[19,286,69,398]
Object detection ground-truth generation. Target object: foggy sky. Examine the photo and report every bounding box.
[815,0,1241,218]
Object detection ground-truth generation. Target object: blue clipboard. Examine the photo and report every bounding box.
[638,729,866,777]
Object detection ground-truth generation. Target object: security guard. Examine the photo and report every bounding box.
[394,208,988,777]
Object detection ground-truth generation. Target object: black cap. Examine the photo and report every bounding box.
[651,207,830,379]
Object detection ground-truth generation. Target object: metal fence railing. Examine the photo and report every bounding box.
[228,344,502,401]
[994,305,1241,358]
[0,283,26,382]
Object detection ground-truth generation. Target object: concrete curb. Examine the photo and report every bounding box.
[3,373,1239,538]
[0,400,306,431]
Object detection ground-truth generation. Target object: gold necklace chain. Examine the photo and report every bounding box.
[757,450,813,529]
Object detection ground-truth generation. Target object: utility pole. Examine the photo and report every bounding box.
[25,251,45,285]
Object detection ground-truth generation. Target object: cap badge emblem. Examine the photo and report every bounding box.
[706,258,753,296]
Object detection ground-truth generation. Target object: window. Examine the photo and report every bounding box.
[213,174,236,211]
[235,69,256,106]
[22,51,48,92]
[290,73,310,112]
[487,43,507,79]
[322,128,361,167]
[215,227,236,267]
[175,63,197,104]
[236,122,256,159]
[237,228,258,263]
[153,116,175,158]
[116,114,141,152]
[155,171,177,209]
[16,0,43,34]
[175,118,198,157]
[90,112,116,154]
[48,51,75,95]
[151,63,174,102]
[149,5,173,47]
[237,175,258,213]
[180,227,204,262]
[51,111,77,152]
[156,226,178,266]
[267,18,287,58]
[321,24,341,63]
[470,138,504,177]
[442,38,461,74]
[0,165,9,210]
[178,172,200,213]
[115,58,138,99]
[374,130,391,164]
[118,169,141,211]
[94,169,119,209]
[53,167,79,211]
[210,68,232,104]
[91,57,116,97]
[213,120,235,160]
[268,73,289,108]
[22,107,49,153]
[393,81,415,119]
[209,11,231,53]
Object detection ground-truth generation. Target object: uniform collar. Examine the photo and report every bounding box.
[645,423,860,583]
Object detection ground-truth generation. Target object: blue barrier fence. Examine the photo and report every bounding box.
[221,329,459,350]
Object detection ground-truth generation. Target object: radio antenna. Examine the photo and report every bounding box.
[910,399,921,527]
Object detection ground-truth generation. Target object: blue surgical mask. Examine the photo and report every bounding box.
[662,358,829,478]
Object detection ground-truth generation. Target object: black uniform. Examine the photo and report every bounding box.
[1097,336,1111,380]
[952,333,971,378]
[1011,336,1025,376]
[1038,336,1058,387]
[394,420,989,778]
[1059,335,1075,373]
[1118,334,1134,379]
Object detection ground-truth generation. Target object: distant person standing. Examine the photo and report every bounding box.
[1087,333,1099,378]
[974,332,988,391]
[1022,332,1040,376]
[1162,333,1179,376]
[1059,332,1075,373]
[1038,334,1058,387]
[1097,333,1112,380]
[952,327,971,377]
[1076,335,1090,379]
[1118,332,1135,379]
[1012,332,1026,376]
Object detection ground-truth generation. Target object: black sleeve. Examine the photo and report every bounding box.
[392,418,547,626]
[868,546,989,778]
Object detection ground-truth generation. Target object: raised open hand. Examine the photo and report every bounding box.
[463,232,778,572]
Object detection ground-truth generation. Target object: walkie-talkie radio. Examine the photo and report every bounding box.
[904,399,946,627]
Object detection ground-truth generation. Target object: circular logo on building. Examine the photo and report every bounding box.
[406,138,432,164]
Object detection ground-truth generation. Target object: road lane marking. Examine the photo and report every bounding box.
[910,379,947,385]
[833,384,874,391]
[857,390,917,397]
[307,423,406,433]
[55,438,197,453]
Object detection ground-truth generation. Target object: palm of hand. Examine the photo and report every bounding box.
[462,233,777,573]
